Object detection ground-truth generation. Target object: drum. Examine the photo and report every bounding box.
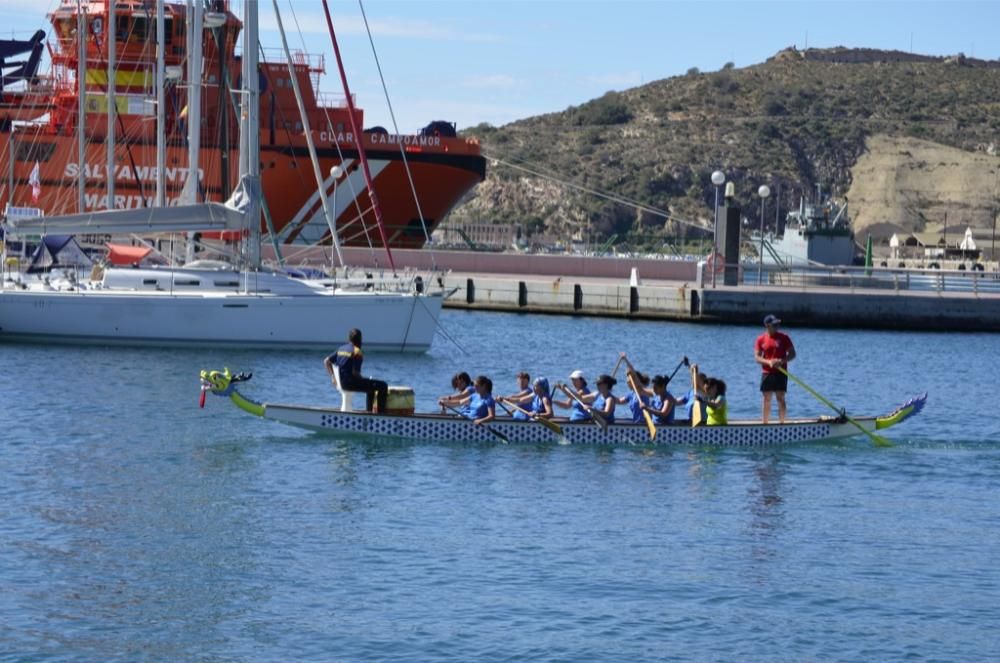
[385,386,415,416]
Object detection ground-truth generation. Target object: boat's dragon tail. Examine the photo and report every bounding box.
[874,393,928,430]
[199,368,264,417]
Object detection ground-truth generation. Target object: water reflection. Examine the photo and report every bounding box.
[743,453,787,579]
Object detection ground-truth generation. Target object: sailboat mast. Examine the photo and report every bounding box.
[182,0,203,205]
[106,1,115,209]
[76,0,86,213]
[155,0,166,207]
[182,0,205,264]
[319,0,396,272]
[242,0,261,268]
[270,0,344,267]
[215,20,230,199]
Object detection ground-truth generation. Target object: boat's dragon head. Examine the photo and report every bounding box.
[200,367,252,396]
[199,368,257,411]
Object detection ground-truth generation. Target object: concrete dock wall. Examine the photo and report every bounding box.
[440,273,1000,331]
[442,274,694,319]
[697,288,1000,330]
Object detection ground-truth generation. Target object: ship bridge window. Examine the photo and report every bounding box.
[174,279,201,286]
[116,16,130,42]
[214,280,239,287]
[54,18,76,40]
[131,17,149,42]
[15,142,56,162]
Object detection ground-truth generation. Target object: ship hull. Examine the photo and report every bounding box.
[0,133,484,249]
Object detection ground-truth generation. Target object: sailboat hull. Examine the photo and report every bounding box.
[0,288,442,351]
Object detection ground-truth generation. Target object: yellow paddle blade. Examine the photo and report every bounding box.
[690,364,704,427]
[691,401,704,428]
[536,416,563,436]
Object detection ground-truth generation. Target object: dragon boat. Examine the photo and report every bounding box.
[199,368,927,448]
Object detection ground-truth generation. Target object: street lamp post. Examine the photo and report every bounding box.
[711,170,725,287]
[992,207,997,270]
[757,184,770,286]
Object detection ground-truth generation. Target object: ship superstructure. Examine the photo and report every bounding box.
[0,0,485,249]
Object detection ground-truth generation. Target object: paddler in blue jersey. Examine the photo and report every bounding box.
[438,372,474,414]
[529,377,555,419]
[498,372,533,420]
[591,374,618,424]
[454,375,497,425]
[642,375,677,425]
[554,370,594,421]
[674,370,707,424]
[618,355,651,424]
[323,328,388,413]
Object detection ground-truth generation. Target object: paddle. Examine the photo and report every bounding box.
[498,399,563,436]
[666,356,690,384]
[556,383,608,431]
[626,372,657,440]
[444,404,509,444]
[690,364,704,427]
[611,355,625,379]
[776,366,892,447]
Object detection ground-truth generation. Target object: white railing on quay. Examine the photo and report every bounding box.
[698,262,1000,297]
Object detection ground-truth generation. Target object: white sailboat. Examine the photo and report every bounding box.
[0,0,443,352]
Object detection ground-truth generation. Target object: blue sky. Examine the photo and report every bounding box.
[3,1,999,133]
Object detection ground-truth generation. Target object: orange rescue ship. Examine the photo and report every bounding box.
[0,0,485,249]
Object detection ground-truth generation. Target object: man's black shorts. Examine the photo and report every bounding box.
[760,372,788,393]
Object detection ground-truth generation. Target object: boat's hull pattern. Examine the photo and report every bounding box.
[261,405,873,446]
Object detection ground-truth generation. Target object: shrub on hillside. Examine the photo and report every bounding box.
[569,92,633,126]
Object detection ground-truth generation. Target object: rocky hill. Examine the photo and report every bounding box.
[451,47,1000,247]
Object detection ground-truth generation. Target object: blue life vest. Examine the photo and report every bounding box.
[626,391,649,424]
[650,392,676,425]
[530,394,549,417]
[463,393,495,419]
[570,387,591,421]
[592,392,615,424]
[511,389,532,420]
[682,388,698,419]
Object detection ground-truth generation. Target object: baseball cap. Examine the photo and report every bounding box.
[569,369,585,380]
[763,314,781,326]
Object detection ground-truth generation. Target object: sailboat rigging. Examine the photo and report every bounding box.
[0,0,444,353]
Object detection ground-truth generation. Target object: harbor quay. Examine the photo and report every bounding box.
[265,247,1000,331]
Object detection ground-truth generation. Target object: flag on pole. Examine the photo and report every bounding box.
[29,162,41,203]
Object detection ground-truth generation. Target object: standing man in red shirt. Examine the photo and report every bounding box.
[754,314,796,423]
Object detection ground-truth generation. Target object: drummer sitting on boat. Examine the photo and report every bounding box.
[324,328,388,414]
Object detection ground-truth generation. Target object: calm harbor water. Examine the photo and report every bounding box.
[1,309,998,660]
